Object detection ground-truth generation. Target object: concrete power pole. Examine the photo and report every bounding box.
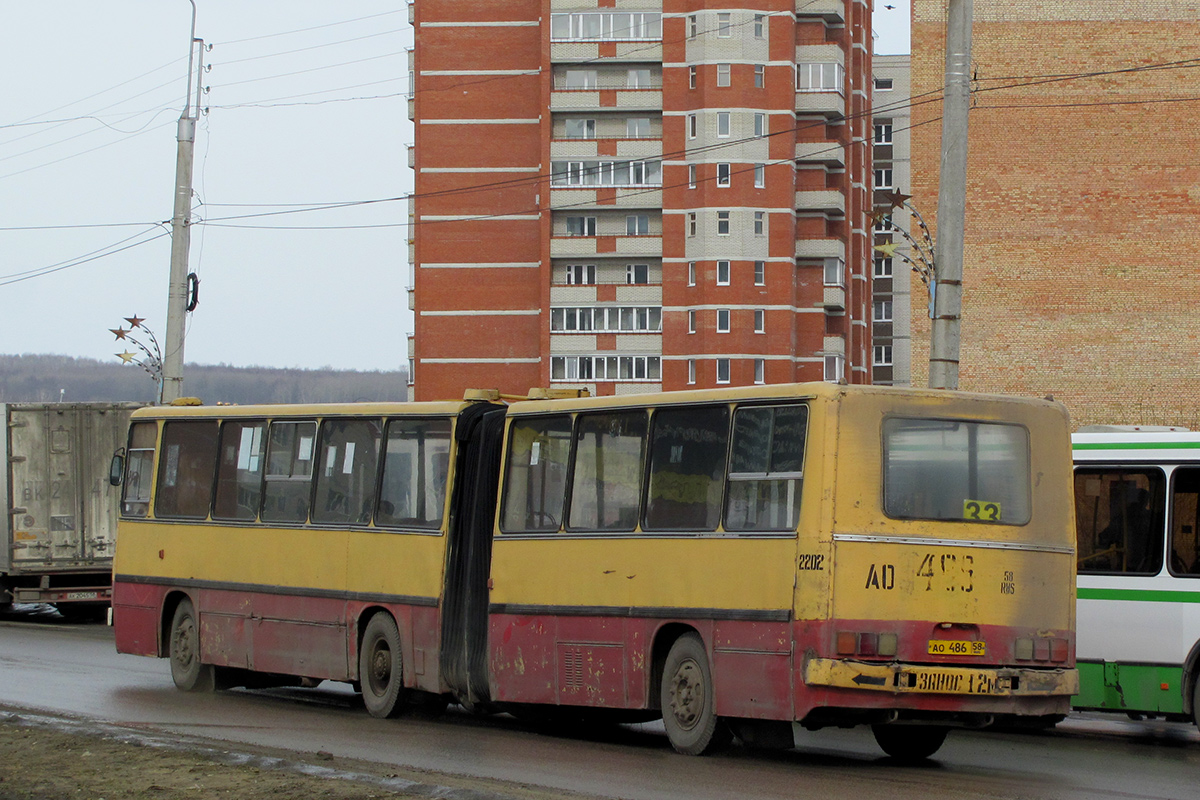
[929,0,973,390]
[162,1,203,404]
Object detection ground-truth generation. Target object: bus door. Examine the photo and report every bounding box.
[440,403,507,706]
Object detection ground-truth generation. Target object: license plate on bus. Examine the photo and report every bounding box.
[928,639,986,657]
[65,591,100,601]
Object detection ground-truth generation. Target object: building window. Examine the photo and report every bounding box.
[688,14,697,39]
[688,360,696,384]
[754,358,765,384]
[875,121,893,145]
[754,64,765,88]
[626,263,649,284]
[564,264,596,284]
[688,212,697,237]
[874,257,893,278]
[824,257,845,287]
[716,260,730,285]
[754,112,766,137]
[717,12,732,37]
[797,62,845,93]
[565,69,598,89]
[551,159,662,187]
[688,310,696,333]
[627,117,650,138]
[753,211,765,235]
[754,309,765,333]
[717,64,731,87]
[689,65,697,89]
[626,214,649,235]
[716,163,731,187]
[754,164,765,188]
[754,260,765,285]
[551,12,663,41]
[717,211,730,235]
[717,309,730,333]
[754,13,766,38]
[717,358,731,384]
[552,355,661,382]
[688,114,697,139]
[874,77,894,91]
[874,345,894,366]
[688,164,697,189]
[565,118,595,139]
[688,261,696,285]
[407,358,414,385]
[627,68,652,89]
[717,112,731,137]
[874,214,893,233]
[875,300,893,322]
[566,216,597,236]
[824,354,844,383]
[875,168,893,189]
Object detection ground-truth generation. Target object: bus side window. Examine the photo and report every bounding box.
[500,416,572,533]
[725,404,807,532]
[568,411,647,532]
[213,421,266,521]
[1170,467,1200,576]
[261,421,317,524]
[121,421,158,517]
[1075,469,1165,575]
[312,418,382,525]
[155,421,220,519]
[377,418,452,529]
[643,405,729,532]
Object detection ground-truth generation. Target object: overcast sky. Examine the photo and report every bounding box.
[0,2,910,373]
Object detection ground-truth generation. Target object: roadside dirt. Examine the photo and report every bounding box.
[0,712,590,800]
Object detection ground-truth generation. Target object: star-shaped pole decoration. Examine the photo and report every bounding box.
[117,351,136,363]
[124,315,145,329]
[873,241,900,257]
[110,327,129,340]
[881,189,912,210]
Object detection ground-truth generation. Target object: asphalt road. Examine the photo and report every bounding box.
[1,606,1197,800]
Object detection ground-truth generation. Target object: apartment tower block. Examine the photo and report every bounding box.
[409,1,874,401]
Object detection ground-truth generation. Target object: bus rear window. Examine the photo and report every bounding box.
[883,418,1031,525]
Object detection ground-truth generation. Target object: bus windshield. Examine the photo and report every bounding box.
[882,418,1031,525]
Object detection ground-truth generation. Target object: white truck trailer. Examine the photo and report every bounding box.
[1,402,141,618]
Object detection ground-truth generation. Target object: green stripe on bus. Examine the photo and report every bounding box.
[1073,662,1185,714]
[1077,587,1200,603]
[1073,441,1200,451]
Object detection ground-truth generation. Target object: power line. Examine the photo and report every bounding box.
[0,226,168,287]
[216,27,408,66]
[215,9,405,47]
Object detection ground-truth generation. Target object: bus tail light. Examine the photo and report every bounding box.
[1015,637,1070,662]
[836,632,898,658]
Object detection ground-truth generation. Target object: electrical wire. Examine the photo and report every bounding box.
[0,226,168,287]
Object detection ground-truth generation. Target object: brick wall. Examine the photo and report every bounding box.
[912,1,1200,427]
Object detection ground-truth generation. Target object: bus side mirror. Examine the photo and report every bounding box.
[109,449,125,487]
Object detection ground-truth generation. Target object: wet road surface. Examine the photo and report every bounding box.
[1,608,1197,800]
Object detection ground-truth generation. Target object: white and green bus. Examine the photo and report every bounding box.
[1072,427,1200,727]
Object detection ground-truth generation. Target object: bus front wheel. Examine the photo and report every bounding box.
[359,613,405,718]
[872,724,948,761]
[660,633,731,755]
[169,599,214,692]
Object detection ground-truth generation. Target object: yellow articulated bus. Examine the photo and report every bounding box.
[112,384,1078,760]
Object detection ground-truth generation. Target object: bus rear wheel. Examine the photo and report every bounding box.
[169,599,214,692]
[871,724,948,761]
[660,633,731,755]
[359,613,405,718]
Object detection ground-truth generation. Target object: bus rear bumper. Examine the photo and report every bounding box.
[804,657,1079,698]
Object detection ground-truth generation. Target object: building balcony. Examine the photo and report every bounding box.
[550,187,663,209]
[796,0,845,23]
[551,235,662,259]
[550,87,662,113]
[822,285,846,312]
[795,238,845,260]
[796,189,845,214]
[551,41,662,63]
[795,91,844,119]
[795,140,844,168]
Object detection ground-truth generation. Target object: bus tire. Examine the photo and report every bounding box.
[169,599,214,692]
[872,724,948,761]
[359,613,405,718]
[1192,671,1200,729]
[660,633,731,755]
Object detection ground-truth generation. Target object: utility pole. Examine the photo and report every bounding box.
[162,0,203,404]
[929,0,973,390]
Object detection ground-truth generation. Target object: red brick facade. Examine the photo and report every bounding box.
[911,2,1200,427]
